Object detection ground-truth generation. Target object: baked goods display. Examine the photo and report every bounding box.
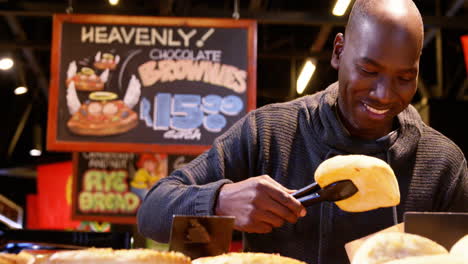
[351,232,448,264]
[383,254,467,264]
[315,155,400,212]
[48,248,190,264]
[0,254,16,264]
[192,252,306,264]
[351,232,468,264]
[0,252,34,264]
[66,67,106,92]
[67,92,138,136]
[94,52,120,70]
[450,234,468,259]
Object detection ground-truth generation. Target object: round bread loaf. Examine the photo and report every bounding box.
[450,234,468,259]
[0,252,34,264]
[384,254,466,264]
[351,232,448,264]
[0,254,17,264]
[315,155,400,212]
[48,248,190,264]
[192,252,306,264]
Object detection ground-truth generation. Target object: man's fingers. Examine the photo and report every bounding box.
[252,208,286,228]
[256,177,305,218]
[218,175,307,235]
[253,195,298,224]
[247,222,273,234]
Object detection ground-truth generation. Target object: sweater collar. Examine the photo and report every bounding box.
[309,82,422,158]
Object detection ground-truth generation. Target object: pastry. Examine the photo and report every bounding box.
[192,252,306,264]
[315,155,400,212]
[351,232,447,264]
[49,248,190,264]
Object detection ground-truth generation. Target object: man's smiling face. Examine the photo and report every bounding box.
[331,3,423,140]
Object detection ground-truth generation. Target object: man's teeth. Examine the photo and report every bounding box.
[364,104,389,115]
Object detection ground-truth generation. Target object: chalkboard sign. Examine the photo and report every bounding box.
[72,152,197,223]
[168,154,197,173]
[48,14,257,154]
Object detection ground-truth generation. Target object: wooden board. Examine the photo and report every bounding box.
[404,211,468,249]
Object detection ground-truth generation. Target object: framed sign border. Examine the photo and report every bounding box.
[48,14,257,154]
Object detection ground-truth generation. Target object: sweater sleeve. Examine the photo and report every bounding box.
[448,158,468,212]
[137,111,259,243]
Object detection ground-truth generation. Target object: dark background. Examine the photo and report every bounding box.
[0,0,467,223]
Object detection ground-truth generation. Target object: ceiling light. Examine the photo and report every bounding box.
[30,124,43,157]
[29,149,42,157]
[14,86,28,95]
[332,0,352,16]
[296,59,316,95]
[0,57,14,70]
[108,0,119,5]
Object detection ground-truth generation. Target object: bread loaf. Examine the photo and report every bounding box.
[450,234,468,259]
[49,248,190,264]
[315,155,400,212]
[383,254,466,264]
[0,252,34,264]
[351,232,448,264]
[192,252,306,264]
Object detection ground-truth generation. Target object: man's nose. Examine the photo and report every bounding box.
[371,77,395,104]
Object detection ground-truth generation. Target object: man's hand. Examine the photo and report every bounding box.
[215,175,306,233]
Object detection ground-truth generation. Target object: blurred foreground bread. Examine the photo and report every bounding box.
[390,234,468,263]
[192,252,306,264]
[450,234,468,259]
[315,155,400,212]
[384,254,466,264]
[0,252,34,264]
[48,248,190,264]
[351,232,448,264]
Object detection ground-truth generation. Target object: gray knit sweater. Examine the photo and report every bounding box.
[137,82,468,264]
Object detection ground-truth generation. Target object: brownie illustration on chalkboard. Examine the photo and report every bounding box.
[65,74,141,136]
[66,61,109,91]
[94,51,120,70]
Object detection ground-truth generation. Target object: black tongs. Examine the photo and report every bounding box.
[292,180,358,207]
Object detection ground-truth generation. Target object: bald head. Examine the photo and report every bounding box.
[346,0,424,52]
[330,0,425,139]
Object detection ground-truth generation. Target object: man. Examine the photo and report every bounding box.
[138,0,468,263]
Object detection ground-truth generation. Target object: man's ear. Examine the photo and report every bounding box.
[331,33,345,70]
